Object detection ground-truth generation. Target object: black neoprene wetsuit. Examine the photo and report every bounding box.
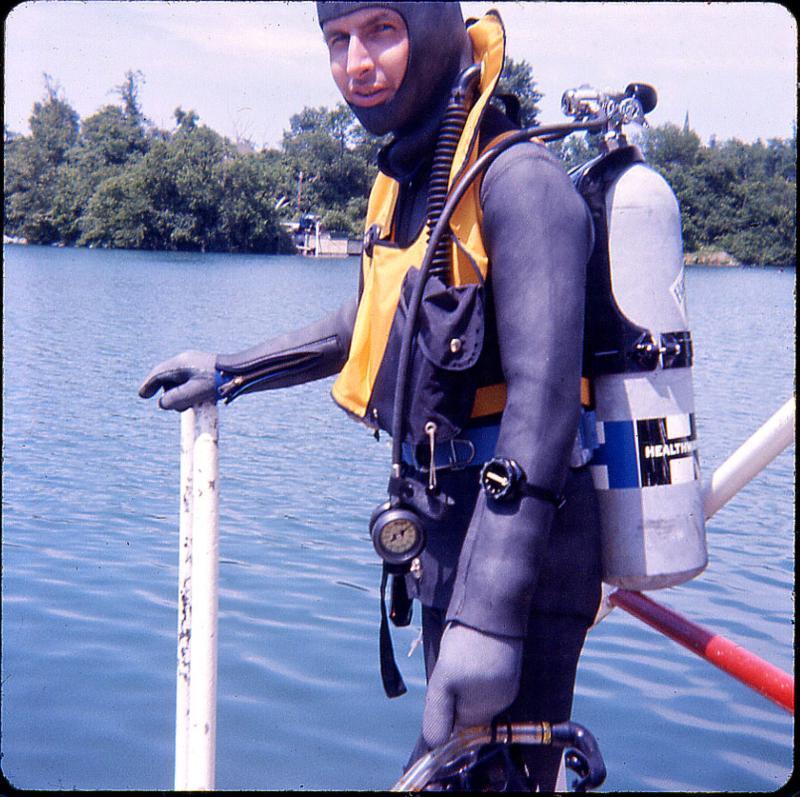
[215,106,603,787]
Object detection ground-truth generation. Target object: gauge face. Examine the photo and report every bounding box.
[371,506,425,566]
[380,517,419,555]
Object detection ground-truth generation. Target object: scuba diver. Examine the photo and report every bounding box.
[139,2,603,789]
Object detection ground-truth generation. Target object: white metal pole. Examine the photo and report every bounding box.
[186,401,220,790]
[175,407,195,789]
[703,396,795,520]
[174,402,220,790]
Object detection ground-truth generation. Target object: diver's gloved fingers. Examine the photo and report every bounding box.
[140,351,208,397]
[138,366,189,399]
[422,623,523,749]
[156,377,217,412]
[139,351,218,409]
[138,369,165,399]
[422,668,457,750]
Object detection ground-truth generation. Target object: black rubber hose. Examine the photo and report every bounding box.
[425,64,482,281]
[550,721,607,791]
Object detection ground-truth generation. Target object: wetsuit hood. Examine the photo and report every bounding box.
[317,2,473,138]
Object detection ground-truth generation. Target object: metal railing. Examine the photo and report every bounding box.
[174,403,220,791]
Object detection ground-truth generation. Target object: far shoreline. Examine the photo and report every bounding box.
[3,238,794,269]
[683,248,741,268]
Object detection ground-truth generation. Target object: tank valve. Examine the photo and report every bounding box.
[561,82,657,148]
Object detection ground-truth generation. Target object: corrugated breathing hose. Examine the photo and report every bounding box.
[425,64,482,281]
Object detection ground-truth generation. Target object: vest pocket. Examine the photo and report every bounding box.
[367,267,485,446]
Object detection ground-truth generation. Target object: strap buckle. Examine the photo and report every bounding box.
[407,437,476,473]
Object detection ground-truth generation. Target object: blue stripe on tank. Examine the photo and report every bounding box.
[591,420,640,489]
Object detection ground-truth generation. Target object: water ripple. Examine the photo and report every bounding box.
[2,249,794,791]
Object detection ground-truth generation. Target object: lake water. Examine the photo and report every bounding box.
[2,244,794,791]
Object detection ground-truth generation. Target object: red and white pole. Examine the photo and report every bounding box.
[609,589,793,714]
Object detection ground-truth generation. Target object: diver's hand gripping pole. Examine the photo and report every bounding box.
[175,402,220,790]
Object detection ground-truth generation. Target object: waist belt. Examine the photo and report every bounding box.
[401,409,599,472]
[401,424,499,472]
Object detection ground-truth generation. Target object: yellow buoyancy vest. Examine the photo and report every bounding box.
[331,12,509,426]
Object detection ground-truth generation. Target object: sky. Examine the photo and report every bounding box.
[4,1,797,149]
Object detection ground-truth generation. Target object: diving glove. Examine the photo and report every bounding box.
[138,350,225,412]
[422,622,523,749]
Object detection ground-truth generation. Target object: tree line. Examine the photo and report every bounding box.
[4,68,796,265]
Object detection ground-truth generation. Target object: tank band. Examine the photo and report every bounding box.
[590,413,699,489]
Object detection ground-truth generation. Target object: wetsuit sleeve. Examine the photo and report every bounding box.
[446,143,594,637]
[215,294,357,400]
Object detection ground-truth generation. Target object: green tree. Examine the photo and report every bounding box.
[644,124,796,265]
[51,100,151,244]
[3,76,80,243]
[78,107,292,254]
[78,169,155,249]
[174,107,199,133]
[67,73,149,241]
[80,112,227,251]
[29,75,80,165]
[215,154,295,253]
[494,56,542,127]
[643,123,704,171]
[279,103,376,234]
[709,137,796,265]
[116,69,148,127]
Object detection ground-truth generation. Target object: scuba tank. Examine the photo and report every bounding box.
[564,84,708,590]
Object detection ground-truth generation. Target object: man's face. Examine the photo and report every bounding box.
[323,7,409,109]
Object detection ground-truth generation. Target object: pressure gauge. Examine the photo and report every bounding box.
[370,503,426,567]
